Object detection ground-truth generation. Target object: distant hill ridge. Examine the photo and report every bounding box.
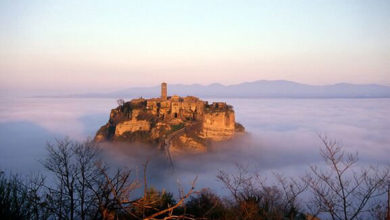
[70,80,390,98]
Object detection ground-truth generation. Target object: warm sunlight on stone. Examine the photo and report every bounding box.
[95,83,245,155]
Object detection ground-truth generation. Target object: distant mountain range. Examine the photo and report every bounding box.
[66,80,390,99]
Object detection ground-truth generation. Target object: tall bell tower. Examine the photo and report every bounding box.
[161,82,167,100]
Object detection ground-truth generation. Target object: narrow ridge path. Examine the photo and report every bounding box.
[162,122,201,168]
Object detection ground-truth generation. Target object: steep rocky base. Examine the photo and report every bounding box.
[95,96,245,155]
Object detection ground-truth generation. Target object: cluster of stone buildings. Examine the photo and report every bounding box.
[143,83,236,140]
[95,82,243,153]
[131,82,231,122]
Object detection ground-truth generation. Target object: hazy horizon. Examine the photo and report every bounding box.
[1,2,389,218]
[1,0,390,96]
[3,79,390,98]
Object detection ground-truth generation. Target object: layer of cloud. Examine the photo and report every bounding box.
[0,97,389,192]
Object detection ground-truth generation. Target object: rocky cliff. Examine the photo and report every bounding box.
[95,95,244,155]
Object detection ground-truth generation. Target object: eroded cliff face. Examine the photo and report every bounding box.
[95,96,244,154]
[170,133,208,155]
[115,120,150,136]
[200,111,235,141]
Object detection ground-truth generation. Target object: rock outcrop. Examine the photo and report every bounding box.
[95,83,245,155]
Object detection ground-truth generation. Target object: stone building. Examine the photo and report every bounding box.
[161,82,167,100]
[145,83,210,122]
[95,82,244,154]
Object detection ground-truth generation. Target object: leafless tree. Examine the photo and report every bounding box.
[217,164,257,203]
[117,99,125,107]
[106,159,199,220]
[92,163,140,219]
[274,173,307,220]
[143,176,198,220]
[217,163,306,220]
[25,174,48,220]
[43,138,79,220]
[73,140,101,220]
[369,202,388,220]
[185,188,226,219]
[43,138,103,220]
[304,136,390,220]
[41,138,200,220]
[0,173,31,219]
[217,164,265,219]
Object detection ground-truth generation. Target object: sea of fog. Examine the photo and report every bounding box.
[0,97,389,193]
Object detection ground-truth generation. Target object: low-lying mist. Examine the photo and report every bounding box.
[95,133,356,195]
[1,97,389,194]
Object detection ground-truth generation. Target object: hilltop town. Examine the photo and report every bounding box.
[95,82,245,154]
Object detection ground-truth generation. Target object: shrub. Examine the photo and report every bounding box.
[185,189,226,219]
[170,123,185,132]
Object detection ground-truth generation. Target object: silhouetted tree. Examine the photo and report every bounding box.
[117,99,125,107]
[25,174,48,220]
[43,138,103,220]
[3,135,388,220]
[185,188,226,219]
[274,173,307,220]
[217,164,306,220]
[0,173,30,220]
[73,140,102,219]
[304,136,390,220]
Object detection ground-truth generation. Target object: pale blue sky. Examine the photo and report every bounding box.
[0,0,389,95]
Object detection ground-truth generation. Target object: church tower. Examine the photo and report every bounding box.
[161,82,167,100]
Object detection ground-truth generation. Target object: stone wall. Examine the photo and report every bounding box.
[114,120,150,136]
[200,111,235,141]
